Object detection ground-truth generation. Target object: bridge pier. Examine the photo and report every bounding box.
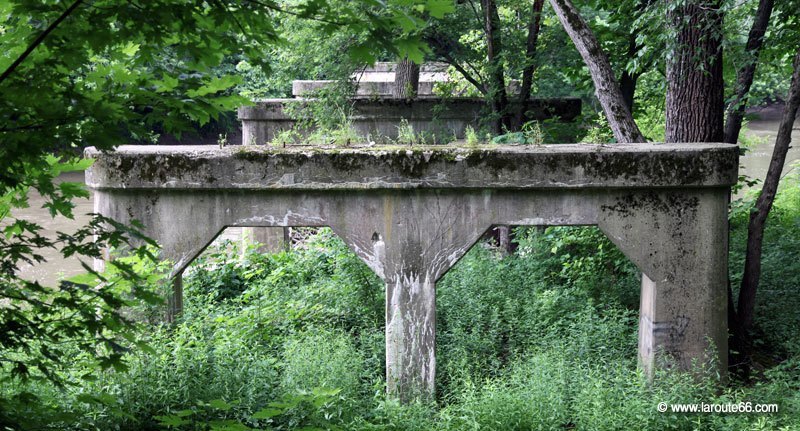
[86,143,738,400]
[599,189,730,376]
[166,272,184,323]
[385,277,436,400]
[327,191,489,401]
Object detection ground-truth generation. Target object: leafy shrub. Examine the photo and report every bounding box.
[515,226,641,309]
[281,329,365,399]
[185,240,252,301]
[89,304,281,430]
[439,352,571,430]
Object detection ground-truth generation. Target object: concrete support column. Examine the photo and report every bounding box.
[385,275,436,401]
[599,189,729,380]
[241,227,289,253]
[329,192,491,402]
[636,269,727,379]
[166,272,184,323]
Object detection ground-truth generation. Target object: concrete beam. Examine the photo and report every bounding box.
[291,78,516,98]
[86,143,737,191]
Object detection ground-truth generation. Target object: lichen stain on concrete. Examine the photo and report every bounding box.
[601,192,700,219]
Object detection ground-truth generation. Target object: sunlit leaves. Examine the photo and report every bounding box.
[395,35,429,64]
[0,220,169,385]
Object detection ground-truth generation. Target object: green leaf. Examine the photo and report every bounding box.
[120,42,140,57]
[187,75,242,97]
[348,45,376,64]
[425,0,454,18]
[208,399,233,411]
[252,407,283,419]
[155,76,180,93]
[209,420,251,431]
[155,415,192,427]
[395,37,428,64]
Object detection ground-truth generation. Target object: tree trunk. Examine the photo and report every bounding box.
[482,0,510,134]
[548,0,645,143]
[514,0,546,129]
[738,48,800,334]
[665,0,724,143]
[723,0,775,144]
[619,70,638,113]
[619,34,640,112]
[393,57,420,99]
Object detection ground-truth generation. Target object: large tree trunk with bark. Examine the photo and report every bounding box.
[548,0,645,143]
[513,0,546,129]
[665,0,724,143]
[723,0,775,144]
[738,48,800,335]
[482,0,510,134]
[393,57,420,99]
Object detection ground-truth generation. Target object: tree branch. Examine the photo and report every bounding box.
[243,0,356,27]
[442,55,486,95]
[738,47,800,333]
[0,0,84,87]
[515,0,545,128]
[548,0,645,142]
[723,0,775,144]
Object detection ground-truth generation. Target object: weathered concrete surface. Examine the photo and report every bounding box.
[238,98,581,145]
[291,62,525,98]
[597,189,730,375]
[85,143,738,400]
[292,80,447,98]
[86,143,736,191]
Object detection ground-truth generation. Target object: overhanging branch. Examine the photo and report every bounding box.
[0,0,84,87]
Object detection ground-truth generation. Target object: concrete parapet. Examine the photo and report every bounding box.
[86,143,738,400]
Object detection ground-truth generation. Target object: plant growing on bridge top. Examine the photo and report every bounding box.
[521,120,545,145]
[395,119,417,145]
[464,125,481,146]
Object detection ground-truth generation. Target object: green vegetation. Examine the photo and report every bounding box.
[2,175,798,430]
[3,0,800,429]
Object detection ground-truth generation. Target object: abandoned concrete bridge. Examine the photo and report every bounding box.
[85,142,738,401]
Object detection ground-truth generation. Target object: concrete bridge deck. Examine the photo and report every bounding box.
[86,143,738,401]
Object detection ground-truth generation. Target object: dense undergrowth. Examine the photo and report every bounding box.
[2,172,800,430]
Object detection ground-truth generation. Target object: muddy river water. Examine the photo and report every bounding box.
[10,113,800,286]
